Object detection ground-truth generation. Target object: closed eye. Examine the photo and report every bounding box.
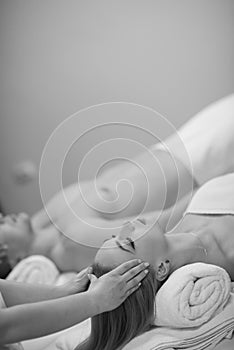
[126,237,135,250]
[137,218,146,225]
[116,240,134,254]
[102,235,134,254]
[102,237,134,254]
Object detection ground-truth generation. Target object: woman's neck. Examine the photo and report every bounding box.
[165,231,208,273]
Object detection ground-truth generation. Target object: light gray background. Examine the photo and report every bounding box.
[0,0,233,214]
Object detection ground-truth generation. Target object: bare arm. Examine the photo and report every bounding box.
[32,148,196,232]
[31,183,91,231]
[0,279,69,307]
[98,149,196,219]
[0,259,149,344]
[31,182,76,230]
[0,291,97,344]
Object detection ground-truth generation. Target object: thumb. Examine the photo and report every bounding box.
[88,274,98,284]
[77,266,92,278]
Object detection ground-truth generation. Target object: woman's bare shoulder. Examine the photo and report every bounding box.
[214,336,234,350]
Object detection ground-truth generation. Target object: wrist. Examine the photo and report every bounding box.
[86,290,103,315]
[57,282,83,298]
[52,285,69,299]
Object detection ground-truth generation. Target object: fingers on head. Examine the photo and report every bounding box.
[124,283,141,299]
[88,274,97,282]
[123,268,148,297]
[122,262,149,282]
[115,259,142,275]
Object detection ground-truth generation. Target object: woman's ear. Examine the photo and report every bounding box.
[155,260,170,281]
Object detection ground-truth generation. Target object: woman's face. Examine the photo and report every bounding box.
[95,218,167,268]
[0,213,34,264]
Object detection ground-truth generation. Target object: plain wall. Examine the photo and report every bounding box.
[0,0,233,214]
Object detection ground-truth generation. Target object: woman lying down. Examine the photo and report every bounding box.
[1,173,234,349]
[1,93,234,274]
[1,94,234,348]
[69,173,234,349]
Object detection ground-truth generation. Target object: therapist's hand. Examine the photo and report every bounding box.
[88,259,149,313]
[60,266,93,296]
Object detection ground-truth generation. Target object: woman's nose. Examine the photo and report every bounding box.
[119,221,135,239]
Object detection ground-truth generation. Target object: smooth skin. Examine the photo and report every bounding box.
[0,259,149,345]
[94,214,234,282]
[32,148,195,229]
[26,148,195,272]
[0,193,191,273]
[0,144,195,272]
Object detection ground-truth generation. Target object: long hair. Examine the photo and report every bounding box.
[75,262,158,350]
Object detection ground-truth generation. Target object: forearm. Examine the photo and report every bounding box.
[0,279,66,307]
[98,148,195,219]
[31,183,81,231]
[0,291,97,344]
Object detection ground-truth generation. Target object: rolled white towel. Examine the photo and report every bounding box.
[154,263,231,328]
[7,255,59,285]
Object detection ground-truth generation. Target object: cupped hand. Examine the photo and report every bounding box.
[61,266,93,295]
[88,259,149,313]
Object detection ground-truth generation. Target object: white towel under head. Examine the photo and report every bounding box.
[49,263,233,350]
[154,263,231,328]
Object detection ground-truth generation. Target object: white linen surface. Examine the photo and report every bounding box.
[41,292,234,350]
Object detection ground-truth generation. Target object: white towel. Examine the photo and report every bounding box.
[6,255,76,286]
[123,291,234,350]
[154,263,231,328]
[41,291,234,350]
[7,255,59,285]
